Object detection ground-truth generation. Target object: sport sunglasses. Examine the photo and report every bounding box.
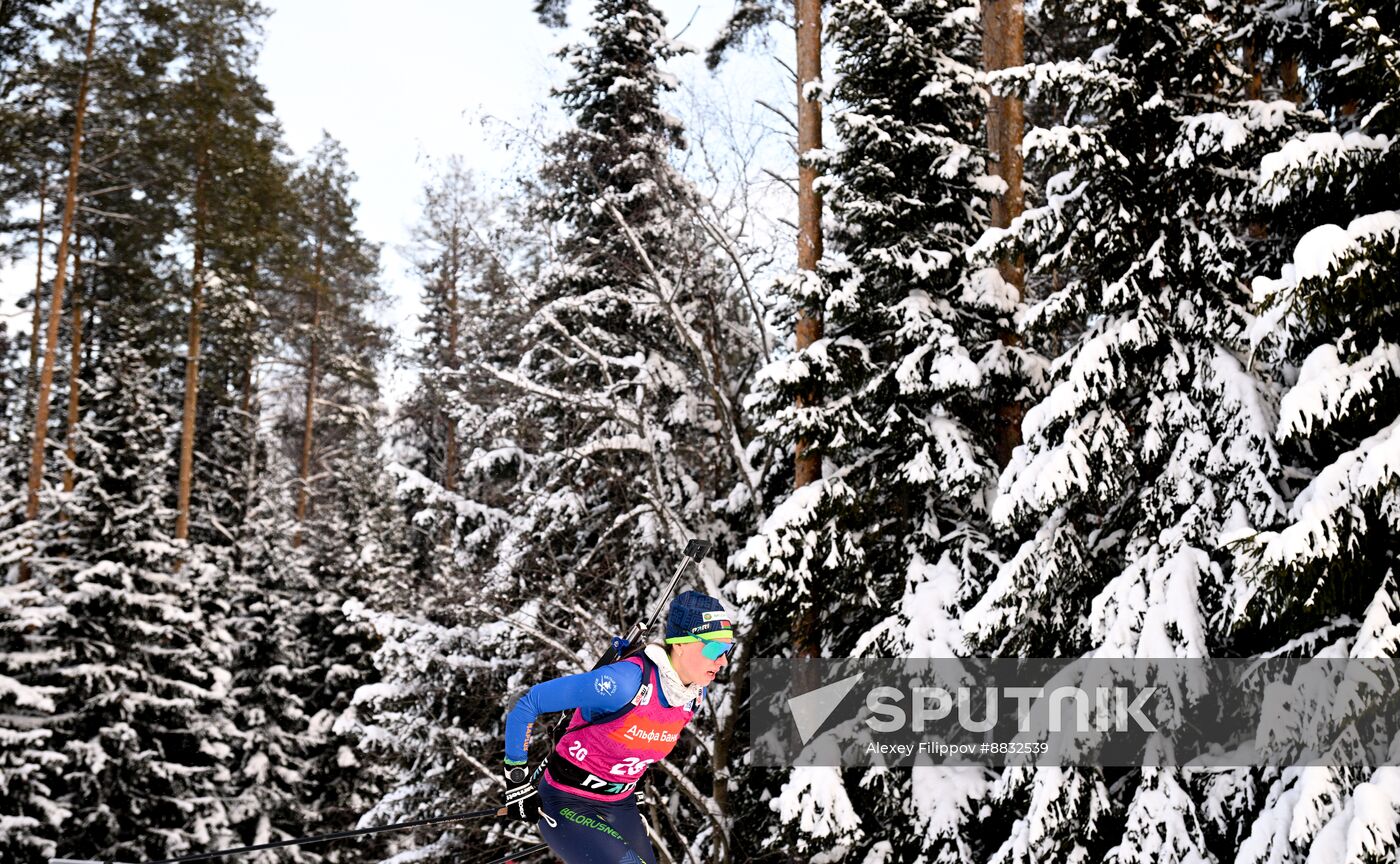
[701,640,734,660]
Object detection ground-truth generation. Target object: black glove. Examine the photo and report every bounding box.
[502,763,542,822]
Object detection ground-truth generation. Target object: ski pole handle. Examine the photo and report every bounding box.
[682,538,710,559]
[640,539,710,641]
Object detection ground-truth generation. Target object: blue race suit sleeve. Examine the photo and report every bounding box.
[504,660,643,763]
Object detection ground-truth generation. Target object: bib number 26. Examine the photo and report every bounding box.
[608,757,655,777]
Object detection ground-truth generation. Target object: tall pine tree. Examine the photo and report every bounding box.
[734,0,1014,858]
[277,136,399,856]
[959,0,1303,859]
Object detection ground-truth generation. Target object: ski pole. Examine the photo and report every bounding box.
[51,806,501,864]
[481,841,550,863]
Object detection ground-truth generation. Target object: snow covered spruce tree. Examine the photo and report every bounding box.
[2,4,261,856]
[394,164,473,505]
[338,601,501,863]
[273,136,403,856]
[296,420,407,859]
[383,1,765,859]
[43,337,239,861]
[220,445,321,854]
[153,12,316,849]
[2,329,61,864]
[0,581,67,864]
[1228,2,1400,862]
[355,7,762,848]
[346,158,551,860]
[0,310,66,864]
[1228,1,1400,640]
[0,361,68,864]
[348,163,547,862]
[493,0,759,592]
[732,0,1017,858]
[352,163,543,856]
[2,5,407,861]
[958,0,1308,859]
[390,159,535,605]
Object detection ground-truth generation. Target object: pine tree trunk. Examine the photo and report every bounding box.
[25,0,102,539]
[1243,33,1268,241]
[1243,39,1263,100]
[30,177,47,393]
[63,230,83,494]
[793,0,823,666]
[1281,55,1302,103]
[794,0,823,494]
[712,647,746,860]
[444,228,460,492]
[240,353,255,421]
[294,234,324,547]
[984,0,1026,470]
[175,129,210,541]
[239,352,257,524]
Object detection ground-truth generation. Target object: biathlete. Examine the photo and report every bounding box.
[500,590,735,864]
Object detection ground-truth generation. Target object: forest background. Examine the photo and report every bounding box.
[1,1,1398,863]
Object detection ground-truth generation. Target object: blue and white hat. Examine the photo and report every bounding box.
[664,590,734,643]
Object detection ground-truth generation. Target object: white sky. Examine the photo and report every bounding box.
[2,1,794,402]
[254,0,567,346]
[256,0,786,347]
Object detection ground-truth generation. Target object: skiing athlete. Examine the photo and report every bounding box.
[500,590,734,864]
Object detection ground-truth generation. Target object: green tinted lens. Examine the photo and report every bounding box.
[701,640,733,660]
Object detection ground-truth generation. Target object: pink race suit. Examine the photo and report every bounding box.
[544,654,700,802]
